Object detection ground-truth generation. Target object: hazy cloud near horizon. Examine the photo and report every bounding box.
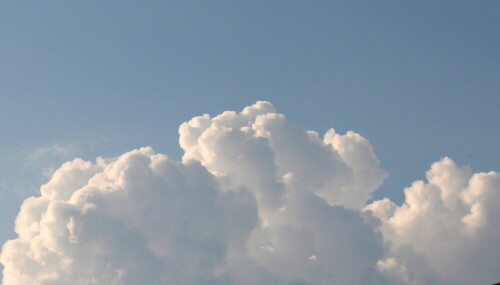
[1,102,498,285]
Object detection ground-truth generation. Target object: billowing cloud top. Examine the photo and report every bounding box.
[1,102,499,285]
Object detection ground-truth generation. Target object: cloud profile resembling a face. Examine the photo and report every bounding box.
[1,102,499,285]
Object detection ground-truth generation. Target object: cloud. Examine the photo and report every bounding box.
[365,157,500,285]
[27,144,78,161]
[1,102,498,285]
[179,101,387,210]
[2,149,257,285]
[24,144,81,183]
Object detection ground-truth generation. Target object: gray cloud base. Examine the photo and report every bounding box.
[1,102,498,285]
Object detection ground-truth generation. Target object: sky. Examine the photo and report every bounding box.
[0,1,499,284]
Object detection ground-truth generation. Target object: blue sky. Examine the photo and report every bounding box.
[1,0,499,278]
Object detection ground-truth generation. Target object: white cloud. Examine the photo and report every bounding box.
[3,148,257,285]
[179,101,387,210]
[365,157,500,285]
[1,102,498,285]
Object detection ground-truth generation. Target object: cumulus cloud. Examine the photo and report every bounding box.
[1,102,498,285]
[365,157,500,285]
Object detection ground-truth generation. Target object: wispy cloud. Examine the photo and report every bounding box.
[27,144,78,161]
